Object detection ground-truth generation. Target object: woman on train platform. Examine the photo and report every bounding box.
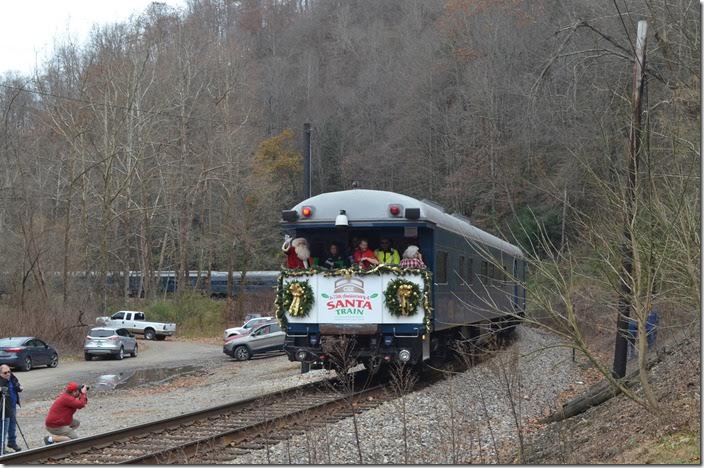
[323,243,348,269]
[399,245,426,269]
[353,239,379,269]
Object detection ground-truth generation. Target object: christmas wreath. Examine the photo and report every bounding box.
[384,278,422,317]
[281,280,314,318]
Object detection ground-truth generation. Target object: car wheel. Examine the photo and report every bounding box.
[116,346,124,360]
[155,335,166,341]
[21,356,31,372]
[48,353,59,368]
[131,344,138,358]
[84,353,92,361]
[144,329,156,340]
[233,346,251,361]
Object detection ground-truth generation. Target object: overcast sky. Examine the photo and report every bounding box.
[1,0,186,76]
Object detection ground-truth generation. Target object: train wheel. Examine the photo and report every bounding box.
[495,318,518,347]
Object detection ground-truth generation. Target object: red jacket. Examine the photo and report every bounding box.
[45,392,87,427]
[353,249,377,269]
[286,246,314,269]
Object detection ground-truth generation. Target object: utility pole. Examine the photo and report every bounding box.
[303,123,312,199]
[612,20,647,379]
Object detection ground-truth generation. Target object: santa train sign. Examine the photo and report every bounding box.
[281,271,425,325]
[321,277,380,320]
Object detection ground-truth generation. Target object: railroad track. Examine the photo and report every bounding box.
[1,333,513,464]
[0,371,391,464]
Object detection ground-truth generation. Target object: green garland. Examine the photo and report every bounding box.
[384,278,422,317]
[275,264,433,333]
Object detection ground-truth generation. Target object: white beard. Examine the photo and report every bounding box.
[295,243,310,261]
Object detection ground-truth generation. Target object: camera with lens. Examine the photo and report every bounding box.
[0,386,8,396]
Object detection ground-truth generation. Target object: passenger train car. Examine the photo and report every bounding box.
[276,189,526,370]
[104,271,278,297]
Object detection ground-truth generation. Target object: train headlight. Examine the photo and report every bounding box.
[296,350,308,361]
[398,349,411,362]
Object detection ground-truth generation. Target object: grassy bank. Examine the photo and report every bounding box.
[136,291,276,339]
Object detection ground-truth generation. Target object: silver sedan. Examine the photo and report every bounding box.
[84,327,138,361]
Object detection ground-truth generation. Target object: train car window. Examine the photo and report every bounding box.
[436,251,448,284]
[480,260,488,281]
[467,258,474,284]
[458,256,466,281]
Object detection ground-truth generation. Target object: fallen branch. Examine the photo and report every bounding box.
[541,349,667,423]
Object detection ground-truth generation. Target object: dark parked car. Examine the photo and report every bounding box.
[0,337,59,371]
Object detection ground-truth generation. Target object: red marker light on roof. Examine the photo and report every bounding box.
[301,206,313,217]
[389,204,401,216]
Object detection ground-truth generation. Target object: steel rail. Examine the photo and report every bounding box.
[125,384,387,464]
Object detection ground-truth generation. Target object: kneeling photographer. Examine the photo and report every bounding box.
[44,382,88,445]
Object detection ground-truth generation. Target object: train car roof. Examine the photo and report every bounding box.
[289,189,523,258]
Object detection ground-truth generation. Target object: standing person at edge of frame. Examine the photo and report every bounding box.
[375,238,400,265]
[44,382,88,445]
[0,365,23,452]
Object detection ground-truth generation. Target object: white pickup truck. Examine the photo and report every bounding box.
[96,311,176,341]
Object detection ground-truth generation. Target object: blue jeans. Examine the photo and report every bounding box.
[7,413,16,445]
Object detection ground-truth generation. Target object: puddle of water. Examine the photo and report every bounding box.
[95,374,125,389]
[93,365,204,390]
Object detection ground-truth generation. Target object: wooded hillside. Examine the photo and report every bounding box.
[0,0,698,319]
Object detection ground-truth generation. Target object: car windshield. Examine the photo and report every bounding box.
[0,338,25,347]
[89,329,116,338]
[243,319,264,329]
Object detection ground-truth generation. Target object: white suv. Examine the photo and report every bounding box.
[223,317,275,339]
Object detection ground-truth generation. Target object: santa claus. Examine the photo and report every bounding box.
[282,235,312,269]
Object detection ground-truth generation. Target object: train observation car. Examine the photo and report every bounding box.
[276,189,526,370]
